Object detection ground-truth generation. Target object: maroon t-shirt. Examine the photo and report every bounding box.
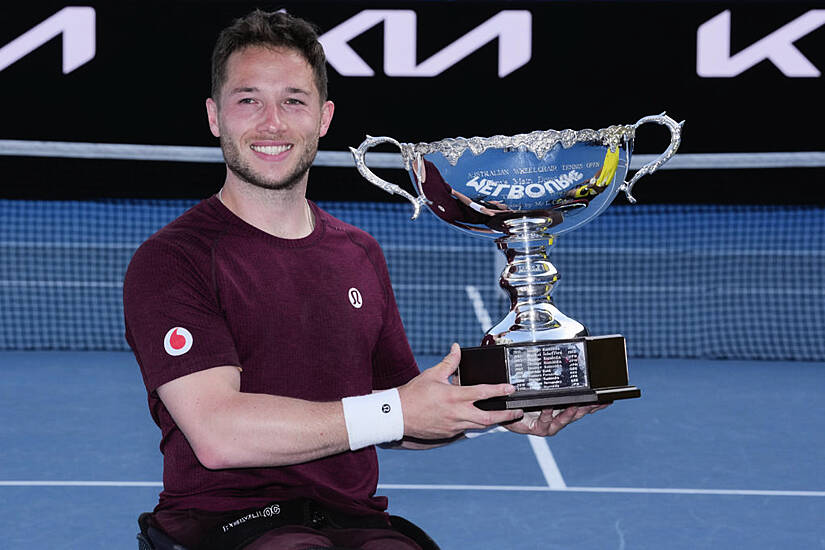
[123,196,418,517]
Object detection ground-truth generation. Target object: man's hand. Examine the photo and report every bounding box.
[398,344,524,440]
[503,404,609,437]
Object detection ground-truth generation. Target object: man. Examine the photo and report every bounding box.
[124,10,604,550]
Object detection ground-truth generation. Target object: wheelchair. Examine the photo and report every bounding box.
[137,511,441,550]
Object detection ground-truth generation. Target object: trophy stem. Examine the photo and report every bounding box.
[482,217,587,346]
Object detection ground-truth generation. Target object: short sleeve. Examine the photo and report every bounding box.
[124,237,240,393]
[367,243,419,390]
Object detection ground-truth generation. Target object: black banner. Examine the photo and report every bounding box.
[1,1,823,203]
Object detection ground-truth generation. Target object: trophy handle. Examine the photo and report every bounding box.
[349,136,428,220]
[621,113,684,204]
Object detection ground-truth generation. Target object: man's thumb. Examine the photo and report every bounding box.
[433,343,461,377]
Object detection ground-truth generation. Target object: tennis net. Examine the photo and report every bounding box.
[1,199,823,360]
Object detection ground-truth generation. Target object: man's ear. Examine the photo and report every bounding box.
[206,98,220,138]
[319,100,335,138]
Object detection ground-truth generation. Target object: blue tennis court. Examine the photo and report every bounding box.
[0,351,822,549]
[1,200,823,548]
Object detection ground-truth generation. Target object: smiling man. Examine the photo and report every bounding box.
[124,10,603,550]
[209,48,332,194]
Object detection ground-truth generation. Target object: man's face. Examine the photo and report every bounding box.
[206,46,334,192]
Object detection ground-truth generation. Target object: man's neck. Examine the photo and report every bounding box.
[218,179,315,239]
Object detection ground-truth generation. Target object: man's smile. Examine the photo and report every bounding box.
[250,143,293,156]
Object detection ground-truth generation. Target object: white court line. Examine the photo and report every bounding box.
[464,285,493,332]
[1,481,822,497]
[528,436,567,489]
[380,485,825,497]
[461,288,567,490]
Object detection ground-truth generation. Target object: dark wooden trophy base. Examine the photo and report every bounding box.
[457,335,640,411]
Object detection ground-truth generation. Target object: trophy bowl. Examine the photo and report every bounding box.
[351,113,682,410]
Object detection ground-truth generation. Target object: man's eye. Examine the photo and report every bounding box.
[285,98,305,106]
[238,98,256,105]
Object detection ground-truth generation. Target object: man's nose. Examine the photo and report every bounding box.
[257,104,285,133]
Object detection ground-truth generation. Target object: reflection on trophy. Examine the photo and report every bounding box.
[351,114,683,410]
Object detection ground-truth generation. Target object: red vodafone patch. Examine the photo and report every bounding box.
[164,327,193,356]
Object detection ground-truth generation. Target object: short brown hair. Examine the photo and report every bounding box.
[211,10,328,101]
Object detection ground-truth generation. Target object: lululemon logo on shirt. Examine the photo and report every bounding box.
[348,288,363,309]
[381,403,391,413]
[164,327,193,356]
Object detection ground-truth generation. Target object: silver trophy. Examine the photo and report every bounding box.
[351,113,683,410]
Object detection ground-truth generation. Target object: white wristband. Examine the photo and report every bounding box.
[468,201,485,213]
[341,389,404,450]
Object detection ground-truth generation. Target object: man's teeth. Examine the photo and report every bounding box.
[250,144,292,155]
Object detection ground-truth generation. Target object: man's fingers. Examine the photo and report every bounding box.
[503,402,610,437]
[461,382,516,402]
[540,407,574,426]
[430,343,461,375]
[466,407,523,429]
[539,405,596,428]
[572,407,592,421]
[451,384,521,428]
